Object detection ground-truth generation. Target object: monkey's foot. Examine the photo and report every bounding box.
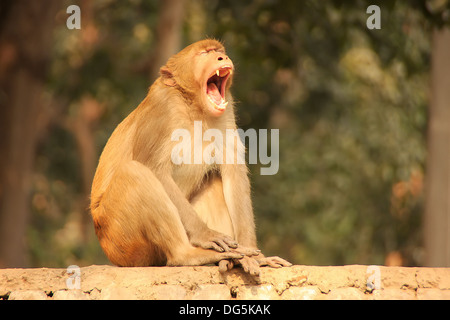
[168,247,244,267]
[230,246,261,257]
[258,256,292,268]
[218,254,292,276]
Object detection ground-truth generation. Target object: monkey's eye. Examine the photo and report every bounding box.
[199,51,208,55]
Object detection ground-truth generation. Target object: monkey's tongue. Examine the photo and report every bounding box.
[207,83,222,105]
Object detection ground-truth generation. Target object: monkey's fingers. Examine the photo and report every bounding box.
[205,236,237,252]
[218,259,234,273]
[231,246,261,257]
[222,236,238,249]
[208,231,238,251]
[191,231,238,252]
[259,256,292,268]
[209,240,227,252]
[238,256,261,276]
[221,252,245,260]
[212,237,234,252]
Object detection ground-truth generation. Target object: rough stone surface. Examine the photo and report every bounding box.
[0,265,449,300]
[281,286,321,300]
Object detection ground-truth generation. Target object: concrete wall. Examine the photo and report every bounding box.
[1,265,449,300]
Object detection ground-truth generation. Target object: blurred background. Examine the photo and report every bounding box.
[0,0,449,268]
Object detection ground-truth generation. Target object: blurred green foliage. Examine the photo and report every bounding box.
[29,0,449,267]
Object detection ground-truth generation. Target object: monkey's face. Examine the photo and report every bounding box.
[194,47,234,117]
[161,40,235,117]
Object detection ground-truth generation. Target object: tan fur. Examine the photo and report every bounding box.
[90,39,291,273]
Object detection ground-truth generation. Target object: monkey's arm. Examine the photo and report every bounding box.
[155,171,239,252]
[221,164,292,275]
[221,163,257,248]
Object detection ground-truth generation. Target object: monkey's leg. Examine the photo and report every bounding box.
[190,174,260,258]
[93,160,243,267]
[190,174,234,238]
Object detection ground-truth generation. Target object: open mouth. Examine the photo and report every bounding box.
[206,66,232,112]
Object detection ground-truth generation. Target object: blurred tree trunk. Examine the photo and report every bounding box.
[149,0,185,81]
[0,1,58,267]
[70,0,102,242]
[424,27,450,267]
[68,96,103,242]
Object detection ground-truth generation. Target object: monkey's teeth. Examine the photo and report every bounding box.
[214,68,232,78]
[207,95,228,111]
[217,98,228,110]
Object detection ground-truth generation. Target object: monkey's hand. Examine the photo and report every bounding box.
[190,228,238,253]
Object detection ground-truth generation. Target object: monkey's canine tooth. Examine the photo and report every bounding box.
[216,70,220,76]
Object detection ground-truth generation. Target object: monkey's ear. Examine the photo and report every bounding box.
[160,66,176,87]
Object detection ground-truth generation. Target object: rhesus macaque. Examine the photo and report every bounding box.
[90,39,291,275]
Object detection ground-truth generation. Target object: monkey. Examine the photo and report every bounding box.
[90,39,291,275]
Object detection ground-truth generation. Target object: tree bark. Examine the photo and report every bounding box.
[0,1,58,267]
[424,27,450,267]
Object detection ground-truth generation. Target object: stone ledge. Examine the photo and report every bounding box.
[1,265,449,300]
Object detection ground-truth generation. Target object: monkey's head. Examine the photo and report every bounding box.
[160,39,234,117]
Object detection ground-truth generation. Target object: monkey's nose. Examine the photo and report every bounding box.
[217,56,228,61]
